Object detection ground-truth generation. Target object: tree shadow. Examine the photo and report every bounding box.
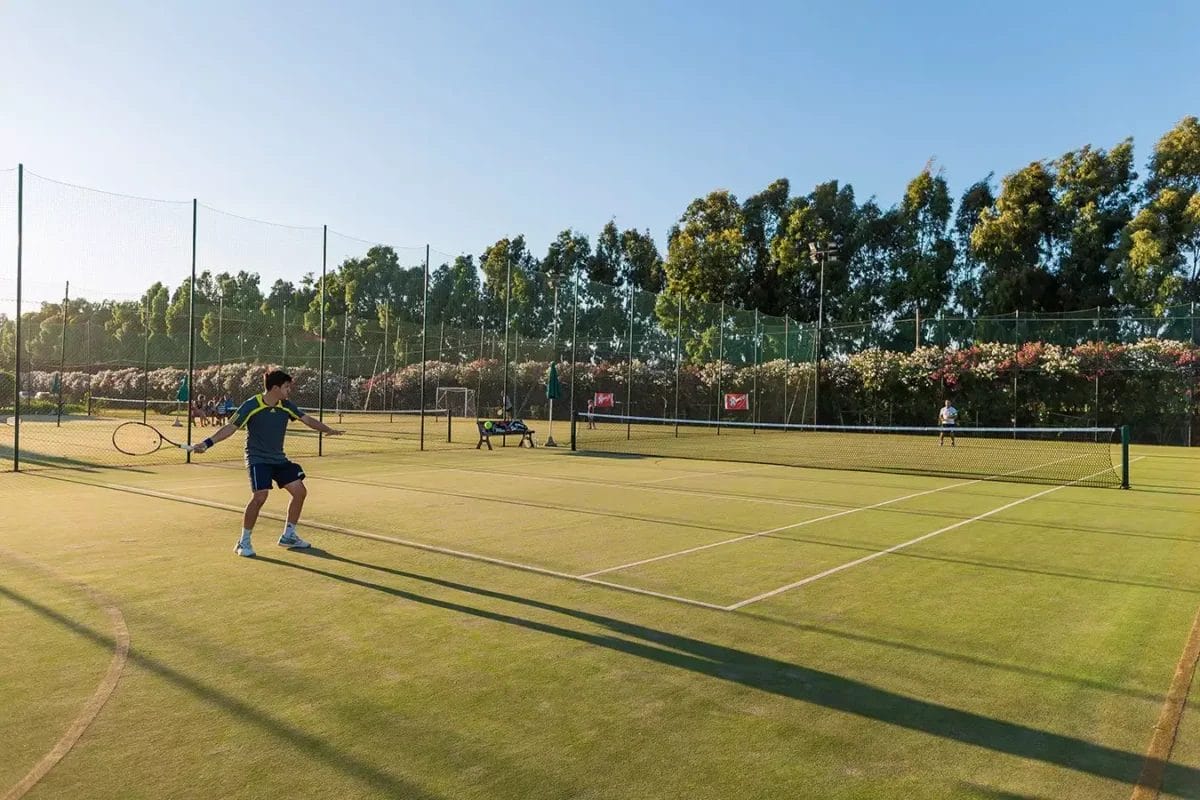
[0,583,447,800]
[267,549,1187,789]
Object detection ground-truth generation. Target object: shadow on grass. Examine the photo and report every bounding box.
[0,584,447,800]
[267,549,1183,790]
[957,783,1049,799]
[0,443,159,474]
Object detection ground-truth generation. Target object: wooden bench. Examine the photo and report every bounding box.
[476,419,535,450]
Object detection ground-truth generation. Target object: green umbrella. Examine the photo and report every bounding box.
[177,375,189,402]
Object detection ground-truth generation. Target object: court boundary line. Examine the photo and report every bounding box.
[353,464,845,513]
[0,550,130,800]
[579,478,979,578]
[29,474,729,612]
[579,452,1100,580]
[728,458,1145,610]
[1130,600,1200,800]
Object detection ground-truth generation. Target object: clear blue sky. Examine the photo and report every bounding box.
[2,0,1198,311]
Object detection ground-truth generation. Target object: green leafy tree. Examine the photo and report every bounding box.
[665,190,747,304]
[1052,140,1136,309]
[971,162,1061,312]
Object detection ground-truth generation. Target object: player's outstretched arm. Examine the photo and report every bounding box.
[301,416,343,436]
[192,423,237,454]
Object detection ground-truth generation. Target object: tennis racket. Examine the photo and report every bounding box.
[112,421,194,455]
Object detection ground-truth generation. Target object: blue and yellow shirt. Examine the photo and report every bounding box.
[230,395,305,465]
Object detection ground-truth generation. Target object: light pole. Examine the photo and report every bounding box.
[808,241,837,426]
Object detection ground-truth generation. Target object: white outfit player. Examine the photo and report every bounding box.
[938,400,958,447]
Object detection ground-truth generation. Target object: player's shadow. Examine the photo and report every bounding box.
[266,549,1193,791]
[0,583,447,800]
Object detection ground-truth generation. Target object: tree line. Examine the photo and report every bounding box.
[2,116,1198,374]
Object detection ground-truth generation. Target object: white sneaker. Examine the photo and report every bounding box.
[234,536,256,558]
[278,530,311,549]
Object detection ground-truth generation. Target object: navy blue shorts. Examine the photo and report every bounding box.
[248,461,305,492]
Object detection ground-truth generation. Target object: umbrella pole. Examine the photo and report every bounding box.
[546,397,556,447]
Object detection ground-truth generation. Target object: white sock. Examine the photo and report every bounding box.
[284,522,297,537]
[240,528,252,540]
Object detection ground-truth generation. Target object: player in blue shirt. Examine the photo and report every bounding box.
[192,370,342,557]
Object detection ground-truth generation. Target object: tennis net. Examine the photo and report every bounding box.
[300,407,449,440]
[570,413,1129,488]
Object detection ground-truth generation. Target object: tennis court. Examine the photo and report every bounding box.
[2,430,1199,799]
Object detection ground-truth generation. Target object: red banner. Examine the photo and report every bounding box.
[593,392,615,409]
[724,393,750,411]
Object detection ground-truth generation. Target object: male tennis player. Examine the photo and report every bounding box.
[938,398,958,447]
[192,370,342,557]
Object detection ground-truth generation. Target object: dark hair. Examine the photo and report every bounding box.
[264,370,293,391]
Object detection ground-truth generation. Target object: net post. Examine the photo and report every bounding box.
[570,410,577,451]
[1120,425,1130,489]
[447,403,452,443]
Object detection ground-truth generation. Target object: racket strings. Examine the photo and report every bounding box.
[112,422,164,455]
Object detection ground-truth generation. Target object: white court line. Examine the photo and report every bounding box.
[578,452,1102,579]
[637,462,768,485]
[36,475,729,612]
[725,457,1146,610]
[578,478,979,578]
[351,465,843,513]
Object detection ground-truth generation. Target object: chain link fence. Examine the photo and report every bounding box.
[2,166,1197,471]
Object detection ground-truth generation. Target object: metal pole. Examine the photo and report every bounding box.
[142,298,150,424]
[569,265,579,421]
[626,282,634,439]
[717,300,724,431]
[674,292,682,432]
[56,281,69,427]
[1013,308,1020,430]
[186,199,197,461]
[815,254,825,426]
[13,164,22,471]
[318,225,326,455]
[783,315,789,424]
[281,306,287,368]
[419,244,429,449]
[502,253,511,420]
[752,308,759,430]
[383,304,391,412]
[547,279,559,446]
[217,293,223,366]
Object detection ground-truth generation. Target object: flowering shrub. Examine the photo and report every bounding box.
[17,337,1198,441]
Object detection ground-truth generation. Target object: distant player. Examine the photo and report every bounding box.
[192,370,342,557]
[586,398,596,429]
[938,398,958,447]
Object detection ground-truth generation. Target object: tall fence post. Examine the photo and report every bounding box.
[674,292,682,430]
[186,199,197,461]
[318,225,326,456]
[717,300,724,431]
[569,266,579,420]
[142,298,150,424]
[783,315,789,424]
[502,253,511,419]
[56,280,69,427]
[752,308,760,429]
[420,244,429,450]
[626,282,634,438]
[13,164,23,471]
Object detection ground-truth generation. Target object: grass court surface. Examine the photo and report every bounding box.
[1,435,1198,799]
